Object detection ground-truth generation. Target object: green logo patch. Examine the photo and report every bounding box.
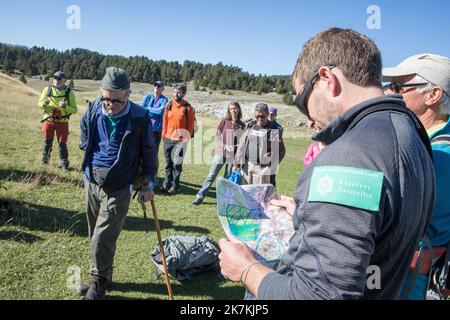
[308,166,384,211]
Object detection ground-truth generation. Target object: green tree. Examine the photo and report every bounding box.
[19,74,27,84]
[194,80,200,91]
[0,43,290,93]
[275,79,285,94]
[2,56,15,74]
[283,93,294,105]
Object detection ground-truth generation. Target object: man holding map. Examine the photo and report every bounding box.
[218,28,435,300]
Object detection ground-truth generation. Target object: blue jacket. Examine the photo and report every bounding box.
[427,119,450,247]
[401,119,450,300]
[272,120,283,133]
[80,100,157,190]
[141,93,168,132]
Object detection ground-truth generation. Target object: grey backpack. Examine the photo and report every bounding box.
[150,235,220,280]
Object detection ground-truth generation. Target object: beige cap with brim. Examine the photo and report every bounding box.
[382,53,450,95]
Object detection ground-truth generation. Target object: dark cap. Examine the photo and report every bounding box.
[53,71,66,79]
[101,67,131,92]
[154,81,164,88]
[269,107,278,116]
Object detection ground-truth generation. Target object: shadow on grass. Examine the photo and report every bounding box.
[179,181,202,190]
[0,230,43,243]
[154,181,200,197]
[0,198,210,237]
[155,181,217,201]
[123,215,210,235]
[0,198,88,237]
[0,168,81,187]
[176,181,218,199]
[110,272,244,300]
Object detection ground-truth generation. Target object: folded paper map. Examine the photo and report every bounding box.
[216,178,294,264]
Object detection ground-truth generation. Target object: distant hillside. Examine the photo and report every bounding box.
[0,43,294,101]
[0,72,39,97]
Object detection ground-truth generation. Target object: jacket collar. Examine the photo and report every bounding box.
[313,95,406,145]
[101,101,131,119]
[428,118,450,139]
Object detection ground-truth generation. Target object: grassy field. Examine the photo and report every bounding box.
[0,73,311,300]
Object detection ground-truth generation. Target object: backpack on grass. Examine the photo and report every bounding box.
[150,235,220,281]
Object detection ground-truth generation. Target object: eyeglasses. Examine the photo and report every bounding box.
[54,77,63,81]
[255,115,267,119]
[101,96,127,106]
[294,64,336,117]
[387,82,429,94]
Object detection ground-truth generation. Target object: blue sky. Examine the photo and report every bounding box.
[1,0,449,76]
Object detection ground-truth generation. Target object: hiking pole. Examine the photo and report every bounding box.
[133,190,149,233]
[146,200,174,300]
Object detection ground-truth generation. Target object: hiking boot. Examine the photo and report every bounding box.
[192,197,203,205]
[84,277,108,300]
[77,278,95,296]
[168,186,178,195]
[160,185,169,193]
[59,162,69,172]
[41,139,53,164]
[59,143,70,172]
[78,277,111,296]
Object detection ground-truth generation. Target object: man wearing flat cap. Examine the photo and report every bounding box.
[383,54,450,300]
[79,67,158,300]
[37,71,77,171]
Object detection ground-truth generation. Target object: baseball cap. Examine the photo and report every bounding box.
[382,53,450,95]
[269,107,278,116]
[154,81,164,88]
[53,71,66,79]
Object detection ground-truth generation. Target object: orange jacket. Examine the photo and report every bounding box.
[162,99,195,141]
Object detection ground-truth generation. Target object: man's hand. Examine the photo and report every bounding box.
[59,100,67,108]
[270,195,296,217]
[138,189,155,203]
[218,237,258,282]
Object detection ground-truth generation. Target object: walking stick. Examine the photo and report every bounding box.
[133,189,149,232]
[140,200,174,300]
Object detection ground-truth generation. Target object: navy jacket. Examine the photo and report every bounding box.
[80,100,157,190]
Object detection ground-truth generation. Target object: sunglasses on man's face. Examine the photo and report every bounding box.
[294,64,336,117]
[387,82,429,94]
[54,77,63,81]
[255,115,267,119]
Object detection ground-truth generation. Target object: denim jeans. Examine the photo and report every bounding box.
[196,155,233,200]
[153,131,162,183]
